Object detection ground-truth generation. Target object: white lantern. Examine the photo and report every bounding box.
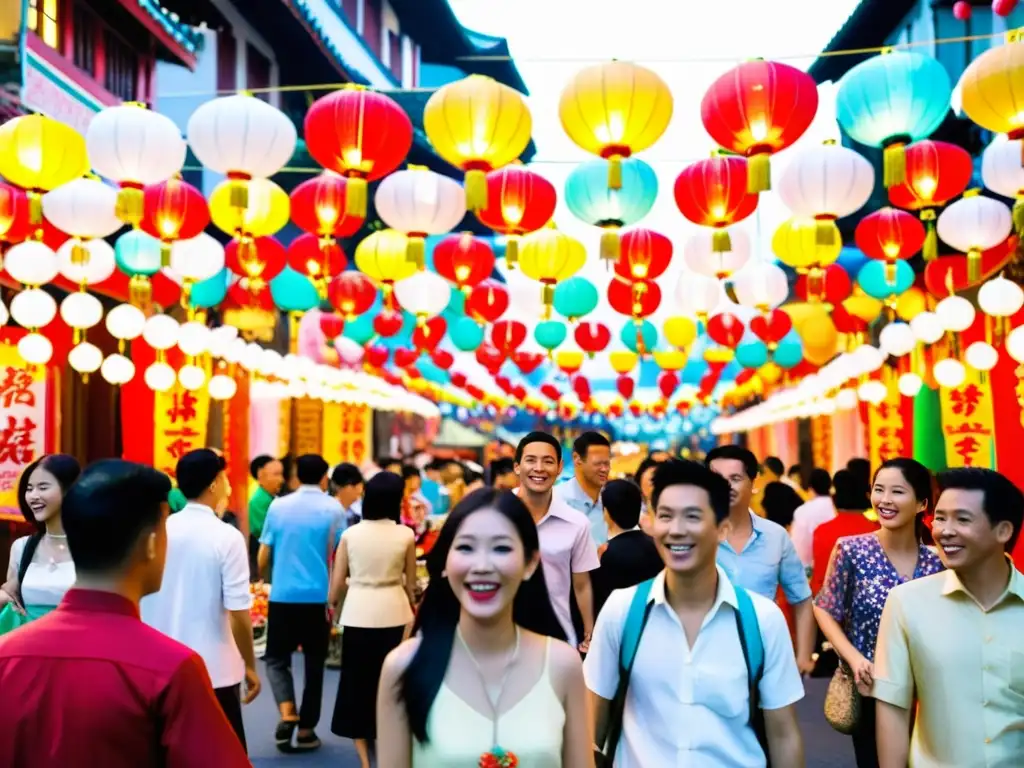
[836,388,858,410]
[374,167,466,268]
[68,342,103,374]
[177,321,211,357]
[857,379,887,404]
[17,332,52,364]
[0,296,7,325]
[100,353,135,385]
[166,232,225,283]
[935,295,976,333]
[937,191,1012,282]
[208,325,239,357]
[142,314,180,350]
[57,239,116,285]
[41,178,122,244]
[208,373,237,400]
[223,337,247,364]
[731,262,789,311]
[980,136,1024,230]
[86,103,186,223]
[777,141,874,242]
[9,289,57,328]
[675,273,721,319]
[851,345,885,374]
[257,348,282,376]
[393,270,452,318]
[933,358,967,388]
[978,275,1024,318]
[106,304,146,341]
[683,228,751,278]
[144,361,177,392]
[879,322,916,357]
[59,292,103,330]
[241,342,264,371]
[910,311,944,344]
[178,364,206,391]
[898,372,923,398]
[4,241,58,286]
[965,341,999,371]
[1007,325,1024,363]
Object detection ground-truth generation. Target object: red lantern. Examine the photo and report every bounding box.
[953,0,972,18]
[793,263,852,305]
[831,305,868,334]
[226,280,274,311]
[373,310,404,337]
[139,178,209,263]
[476,343,505,374]
[465,279,509,323]
[491,320,527,356]
[923,239,1016,296]
[700,60,819,193]
[475,166,557,266]
[0,182,30,245]
[287,233,348,294]
[412,317,446,354]
[735,369,756,387]
[750,309,793,348]
[614,229,673,281]
[304,87,413,217]
[706,313,745,349]
[674,156,759,252]
[364,344,389,368]
[511,385,527,401]
[512,350,544,374]
[855,207,926,283]
[450,371,468,388]
[608,277,661,319]
[994,0,1018,17]
[394,347,419,368]
[574,322,611,357]
[327,271,377,320]
[319,311,345,340]
[433,233,495,291]
[289,172,364,240]
[658,371,679,400]
[573,376,591,403]
[540,383,562,402]
[629,402,644,417]
[225,236,287,290]
[616,375,634,400]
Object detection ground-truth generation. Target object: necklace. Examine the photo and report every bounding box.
[44,533,68,570]
[456,626,521,768]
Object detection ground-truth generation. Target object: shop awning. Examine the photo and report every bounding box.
[434,418,489,448]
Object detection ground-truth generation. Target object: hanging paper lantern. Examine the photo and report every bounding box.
[411,316,447,354]
[534,320,568,354]
[675,272,722,321]
[858,260,916,300]
[773,336,804,370]
[465,279,509,323]
[854,207,926,286]
[959,36,1024,142]
[750,309,793,350]
[683,227,750,279]
[518,228,587,314]
[512,350,544,375]
[937,190,1013,282]
[432,233,495,292]
[559,61,673,189]
[138,177,210,265]
[187,94,296,210]
[793,263,852,306]
[0,114,89,222]
[610,350,639,375]
[41,177,123,265]
[574,322,611,357]
[982,136,1024,238]
[772,217,843,298]
[614,228,673,282]
[450,317,486,351]
[608,277,661,320]
[210,177,290,241]
[114,230,163,306]
[271,268,319,313]
[663,316,698,349]
[835,51,952,187]
[735,338,770,369]
[225,236,287,292]
[0,182,30,246]
[674,155,759,252]
[620,320,657,354]
[395,270,452,322]
[491,320,527,357]
[701,60,819,193]
[616,375,635,400]
[374,166,466,268]
[289,171,364,244]
[553,276,599,322]
[706,313,745,349]
[354,229,418,302]
[423,75,532,211]
[777,140,874,244]
[564,158,658,262]
[286,233,348,296]
[373,309,406,338]
[732,262,790,312]
[474,166,557,266]
[166,232,226,306]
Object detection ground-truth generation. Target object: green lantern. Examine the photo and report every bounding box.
[553,276,599,321]
[535,320,567,353]
[189,269,229,309]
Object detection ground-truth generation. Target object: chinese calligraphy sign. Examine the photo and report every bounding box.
[321,402,372,467]
[939,368,996,469]
[153,365,211,478]
[0,344,48,517]
[868,377,909,470]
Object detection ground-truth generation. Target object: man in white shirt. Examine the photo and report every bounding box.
[554,431,612,545]
[142,449,259,751]
[585,459,805,767]
[790,468,837,570]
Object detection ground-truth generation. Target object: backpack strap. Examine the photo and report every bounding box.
[619,577,655,670]
[733,585,764,685]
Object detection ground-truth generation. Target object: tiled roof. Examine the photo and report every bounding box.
[138,1,205,56]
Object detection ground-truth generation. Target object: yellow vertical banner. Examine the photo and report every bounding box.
[867,375,907,469]
[0,342,50,517]
[939,368,997,468]
[811,415,833,472]
[153,362,212,478]
[322,402,373,467]
[292,397,324,456]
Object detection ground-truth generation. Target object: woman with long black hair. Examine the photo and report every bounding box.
[0,454,81,633]
[377,487,593,767]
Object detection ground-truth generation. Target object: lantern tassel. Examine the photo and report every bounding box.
[607,156,623,190]
[815,219,837,246]
[600,230,621,263]
[129,275,152,308]
[922,211,938,262]
[505,237,519,269]
[883,142,907,188]
[746,153,771,193]
[345,177,368,217]
[70,241,90,266]
[1014,196,1024,237]
[407,237,426,270]
[229,178,249,210]
[464,170,488,212]
[115,186,144,225]
[712,229,732,253]
[160,242,172,268]
[968,248,982,283]
[542,283,554,307]
[28,192,42,225]
[885,261,897,287]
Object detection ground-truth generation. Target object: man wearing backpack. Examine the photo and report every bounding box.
[584,460,806,767]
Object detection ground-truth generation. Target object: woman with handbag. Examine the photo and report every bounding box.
[813,458,943,767]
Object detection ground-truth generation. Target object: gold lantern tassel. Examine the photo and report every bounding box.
[712,229,732,253]
[345,177,368,217]
[228,177,249,210]
[815,218,837,246]
[607,155,623,190]
[885,261,897,287]
[464,169,488,212]
[115,186,145,225]
[883,141,907,188]
[746,153,771,193]
[28,191,42,225]
[921,210,938,262]
[600,229,621,263]
[967,247,982,283]
[160,242,172,268]
[505,236,519,269]
[71,241,90,266]
[407,236,426,270]
[129,275,152,308]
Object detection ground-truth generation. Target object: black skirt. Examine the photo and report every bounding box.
[331,625,406,740]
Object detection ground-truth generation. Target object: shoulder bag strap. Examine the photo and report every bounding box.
[16,533,44,597]
[733,585,771,767]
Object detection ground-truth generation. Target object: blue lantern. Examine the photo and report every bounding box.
[565,158,658,261]
[735,338,769,369]
[343,312,376,346]
[450,317,485,351]
[535,320,568,352]
[553,277,599,321]
[857,259,915,300]
[271,267,319,312]
[115,230,162,276]
[773,331,804,370]
[837,246,869,280]
[620,320,657,354]
[189,269,229,309]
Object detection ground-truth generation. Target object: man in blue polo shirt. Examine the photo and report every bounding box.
[554,431,612,545]
[258,454,344,753]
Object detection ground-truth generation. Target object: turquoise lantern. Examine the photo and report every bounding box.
[450,317,485,351]
[535,320,567,353]
[564,157,658,262]
[773,331,804,370]
[115,230,162,276]
[735,337,769,369]
[858,260,915,300]
[343,312,376,345]
[189,269,229,309]
[271,267,319,312]
[835,51,952,188]
[553,277,599,321]
[620,320,657,354]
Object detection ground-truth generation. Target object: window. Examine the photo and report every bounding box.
[247,44,271,102]
[104,30,138,102]
[388,31,401,80]
[73,5,96,76]
[27,0,60,50]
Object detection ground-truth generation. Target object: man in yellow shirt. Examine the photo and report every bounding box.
[873,467,1024,768]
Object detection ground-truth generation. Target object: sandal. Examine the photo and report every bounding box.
[275,719,298,752]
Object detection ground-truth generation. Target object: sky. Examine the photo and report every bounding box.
[442,0,864,395]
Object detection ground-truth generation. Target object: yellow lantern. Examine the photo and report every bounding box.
[843,289,884,326]
[959,34,1024,146]
[555,349,585,374]
[518,228,587,314]
[663,316,698,350]
[653,350,686,371]
[423,75,532,212]
[559,61,673,189]
[0,114,89,223]
[210,178,290,238]
[609,350,638,374]
[704,347,735,364]
[895,286,928,321]
[759,361,783,385]
[772,218,842,300]
[354,229,418,299]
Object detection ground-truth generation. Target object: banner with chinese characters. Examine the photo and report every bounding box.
[153,368,212,479]
[868,375,913,470]
[0,342,52,517]
[811,415,833,473]
[321,402,372,468]
[939,369,997,469]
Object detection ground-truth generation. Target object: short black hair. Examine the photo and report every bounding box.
[937,467,1024,551]
[402,464,421,481]
[808,468,832,497]
[363,471,404,522]
[63,460,171,573]
[762,481,803,528]
[847,458,871,489]
[787,464,801,477]
[602,479,643,530]
[515,431,561,463]
[573,431,610,459]
[331,462,364,488]
[296,454,329,485]
[763,456,784,476]
[377,455,402,471]
[705,445,759,480]
[464,467,483,485]
[176,449,226,500]
[633,455,665,485]
[652,460,731,524]
[490,458,514,478]
[425,458,448,473]
[249,455,274,480]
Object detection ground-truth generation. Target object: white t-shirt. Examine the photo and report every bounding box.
[141,503,252,688]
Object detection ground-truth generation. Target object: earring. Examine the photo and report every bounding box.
[441,570,447,578]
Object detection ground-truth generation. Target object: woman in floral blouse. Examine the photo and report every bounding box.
[813,457,944,768]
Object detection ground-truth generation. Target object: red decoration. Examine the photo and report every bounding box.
[319,312,345,339]
[412,317,446,353]
[465,279,509,323]
[476,343,505,374]
[139,178,209,246]
[429,349,454,371]
[700,61,819,192]
[491,320,527,356]
[888,141,973,211]
[608,277,661,319]
[0,182,30,244]
[364,345,389,368]
[706,313,745,349]
[475,167,557,264]
[574,322,611,356]
[225,236,287,287]
[750,309,793,345]
[629,402,643,417]
[540,383,562,402]
[994,0,1018,17]
[573,376,591,403]
[855,208,927,269]
[923,239,1017,296]
[953,0,972,18]
[673,156,759,250]
[287,233,348,284]
[226,280,274,311]
[793,263,852,305]
[373,310,405,338]
[450,371,468,388]
[614,229,673,281]
[512,351,544,374]
[831,305,868,334]
[658,371,680,400]
[289,172,364,239]
[616,375,634,400]
[328,272,377,319]
[433,233,495,290]
[394,347,419,368]
[735,369,756,387]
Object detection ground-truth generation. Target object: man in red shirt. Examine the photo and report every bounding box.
[0,459,249,767]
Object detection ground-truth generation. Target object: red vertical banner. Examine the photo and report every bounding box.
[222,366,251,535]
[867,372,913,469]
[121,338,156,465]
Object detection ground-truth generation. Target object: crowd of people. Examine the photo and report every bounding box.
[0,433,1022,767]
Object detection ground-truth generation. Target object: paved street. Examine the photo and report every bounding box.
[242,657,855,767]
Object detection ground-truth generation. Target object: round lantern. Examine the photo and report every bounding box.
[286,233,347,296]
[534,319,567,354]
[855,207,926,284]
[474,166,556,266]
[858,260,916,300]
[674,155,759,252]
[574,322,611,357]
[835,51,952,187]
[394,270,452,320]
[57,239,116,288]
[937,190,1013,282]
[772,218,843,297]
[0,181,30,245]
[959,37,1024,140]
[166,233,226,306]
[982,136,1024,237]
[675,272,722,320]
[965,341,999,371]
[186,94,296,210]
[42,177,123,265]
[979,274,1024,318]
[354,229,418,301]
[139,177,210,264]
[518,228,587,313]
[614,229,673,282]
[777,140,874,244]
[684,227,750,279]
[559,61,673,189]
[0,114,89,222]
[433,233,495,292]
[289,171,365,242]
[86,103,186,224]
[304,86,414,217]
[879,321,917,357]
[115,230,163,306]
[423,75,532,211]
[225,236,287,292]
[565,158,658,262]
[732,262,790,311]
[608,277,661,319]
[4,240,58,286]
[701,59,819,192]
[933,358,967,389]
[374,166,466,268]
[935,294,976,333]
[465,279,509,323]
[327,271,376,322]
[210,177,290,243]
[663,316,698,349]
[553,276,599,322]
